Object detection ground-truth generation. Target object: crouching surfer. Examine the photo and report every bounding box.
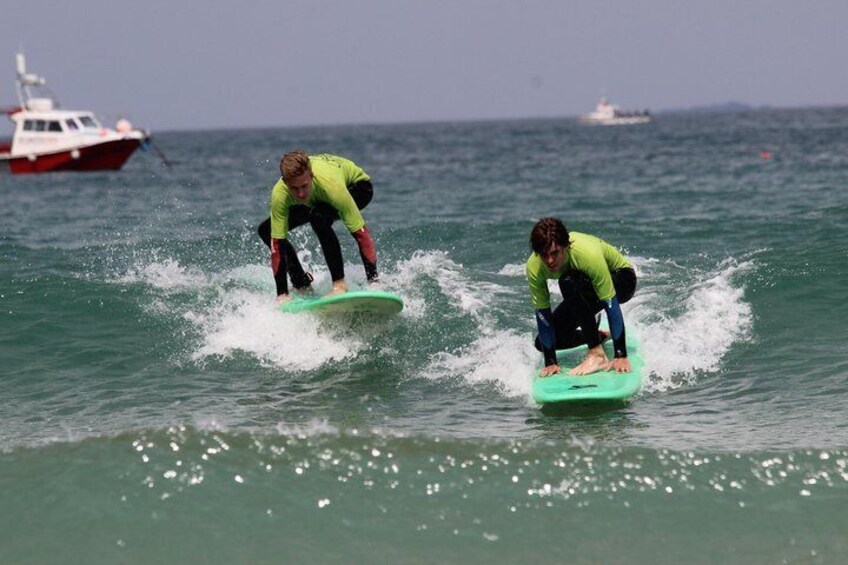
[257,151,379,305]
[526,217,637,376]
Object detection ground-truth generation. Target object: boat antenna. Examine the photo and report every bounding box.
[15,51,61,109]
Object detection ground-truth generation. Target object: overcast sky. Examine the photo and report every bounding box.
[1,0,845,131]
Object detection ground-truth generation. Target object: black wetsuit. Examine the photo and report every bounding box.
[257,180,373,290]
[534,267,637,355]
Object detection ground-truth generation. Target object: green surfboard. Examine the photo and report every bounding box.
[278,289,404,315]
[531,334,645,405]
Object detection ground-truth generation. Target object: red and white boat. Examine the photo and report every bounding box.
[0,53,149,174]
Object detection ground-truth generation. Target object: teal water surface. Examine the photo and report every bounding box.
[1,107,847,563]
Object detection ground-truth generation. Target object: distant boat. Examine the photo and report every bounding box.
[0,53,149,174]
[579,97,652,126]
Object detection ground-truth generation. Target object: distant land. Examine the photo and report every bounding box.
[658,101,769,114]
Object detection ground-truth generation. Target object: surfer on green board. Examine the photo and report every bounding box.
[526,217,637,377]
[257,151,379,305]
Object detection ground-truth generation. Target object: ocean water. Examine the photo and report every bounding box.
[1,107,847,563]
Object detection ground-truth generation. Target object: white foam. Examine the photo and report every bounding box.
[497,263,525,277]
[118,258,208,291]
[423,326,538,400]
[111,247,754,401]
[275,418,340,438]
[111,243,382,371]
[388,251,539,399]
[391,251,512,318]
[628,258,754,392]
[188,288,364,371]
[390,250,502,318]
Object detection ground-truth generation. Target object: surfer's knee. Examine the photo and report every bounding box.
[534,336,544,352]
[613,268,637,304]
[558,276,579,299]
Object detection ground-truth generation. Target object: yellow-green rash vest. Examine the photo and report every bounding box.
[526,231,632,310]
[269,154,371,240]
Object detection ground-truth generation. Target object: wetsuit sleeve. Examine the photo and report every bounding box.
[351,226,378,282]
[603,296,627,358]
[535,308,558,366]
[271,238,289,295]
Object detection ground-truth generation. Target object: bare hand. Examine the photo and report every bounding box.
[540,364,561,377]
[569,346,609,376]
[606,357,632,373]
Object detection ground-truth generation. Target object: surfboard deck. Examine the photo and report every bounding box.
[278,289,404,315]
[531,335,644,405]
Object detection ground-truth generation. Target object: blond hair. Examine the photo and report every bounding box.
[280,150,311,181]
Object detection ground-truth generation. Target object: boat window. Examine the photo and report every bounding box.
[79,116,100,129]
[65,119,80,131]
[48,121,63,132]
[34,120,47,132]
[23,120,35,131]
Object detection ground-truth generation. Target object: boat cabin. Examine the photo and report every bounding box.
[4,109,112,157]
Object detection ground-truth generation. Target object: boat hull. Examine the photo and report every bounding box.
[2,138,142,174]
[579,116,653,126]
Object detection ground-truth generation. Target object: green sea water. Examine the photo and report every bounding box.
[1,108,847,563]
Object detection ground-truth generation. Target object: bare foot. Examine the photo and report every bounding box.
[569,346,609,376]
[324,279,348,297]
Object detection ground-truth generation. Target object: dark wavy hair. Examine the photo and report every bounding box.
[530,217,570,254]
